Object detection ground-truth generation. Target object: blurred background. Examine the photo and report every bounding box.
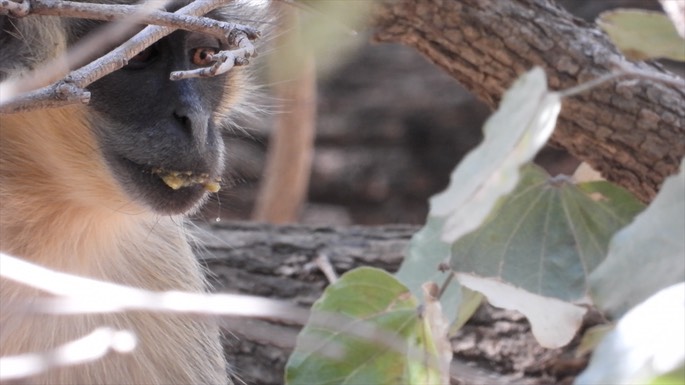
[197,0,669,226]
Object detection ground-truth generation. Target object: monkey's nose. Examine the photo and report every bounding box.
[173,109,210,149]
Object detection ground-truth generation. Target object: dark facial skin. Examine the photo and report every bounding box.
[87,30,227,215]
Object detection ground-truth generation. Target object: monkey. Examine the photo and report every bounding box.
[0,1,266,383]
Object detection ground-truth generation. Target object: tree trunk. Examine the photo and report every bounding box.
[252,8,318,224]
[371,0,685,202]
[203,221,593,385]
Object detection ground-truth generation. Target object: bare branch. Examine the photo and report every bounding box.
[314,253,338,284]
[170,30,256,80]
[371,0,685,202]
[0,0,26,15]
[0,0,261,113]
[0,82,90,112]
[0,328,137,381]
[0,0,29,16]
[556,58,685,99]
[18,0,259,41]
[0,0,169,105]
[0,252,309,325]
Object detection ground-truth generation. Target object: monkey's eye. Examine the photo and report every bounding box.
[191,47,219,67]
[126,44,159,69]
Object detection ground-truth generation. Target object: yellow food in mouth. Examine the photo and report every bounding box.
[152,169,221,192]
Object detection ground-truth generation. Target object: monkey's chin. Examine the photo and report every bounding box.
[145,178,209,215]
[115,157,219,215]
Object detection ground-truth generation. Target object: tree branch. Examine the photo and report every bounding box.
[198,221,592,385]
[371,0,685,202]
[17,0,258,40]
[0,0,260,113]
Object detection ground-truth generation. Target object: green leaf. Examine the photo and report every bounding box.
[272,1,371,80]
[456,272,587,348]
[397,68,563,338]
[576,324,616,358]
[448,165,644,347]
[597,9,685,61]
[430,67,562,244]
[575,282,685,385]
[450,286,483,333]
[395,218,462,322]
[589,158,685,318]
[650,369,685,385]
[576,181,645,220]
[286,267,449,385]
[451,165,643,301]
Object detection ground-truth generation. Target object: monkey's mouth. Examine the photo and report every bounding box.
[111,155,223,215]
[151,168,221,193]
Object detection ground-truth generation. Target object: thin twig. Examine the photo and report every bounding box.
[170,31,255,80]
[0,0,29,15]
[0,0,170,104]
[315,253,338,284]
[557,71,625,98]
[0,82,90,112]
[0,328,136,381]
[610,59,685,89]
[0,0,260,113]
[558,58,685,99]
[25,0,259,41]
[437,271,455,301]
[60,0,246,87]
[0,253,309,325]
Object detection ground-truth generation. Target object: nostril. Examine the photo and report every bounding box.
[171,109,210,148]
[173,111,193,136]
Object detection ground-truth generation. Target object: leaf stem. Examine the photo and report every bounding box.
[437,271,455,300]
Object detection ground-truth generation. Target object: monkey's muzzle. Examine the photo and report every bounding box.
[151,168,221,193]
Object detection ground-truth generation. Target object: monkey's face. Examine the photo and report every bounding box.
[87,30,230,215]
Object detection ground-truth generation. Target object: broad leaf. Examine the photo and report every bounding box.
[449,165,643,347]
[450,165,643,301]
[395,219,482,335]
[589,158,685,318]
[430,67,561,243]
[577,181,645,220]
[286,267,449,385]
[272,1,371,80]
[450,286,483,333]
[576,324,616,358]
[397,68,560,335]
[597,9,685,61]
[575,282,685,385]
[457,273,587,348]
[395,218,462,322]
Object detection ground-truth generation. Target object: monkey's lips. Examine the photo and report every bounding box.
[112,155,223,215]
[151,168,221,193]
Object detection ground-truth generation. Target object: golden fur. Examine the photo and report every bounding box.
[0,107,227,384]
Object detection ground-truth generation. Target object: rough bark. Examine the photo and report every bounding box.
[371,0,685,202]
[202,221,593,385]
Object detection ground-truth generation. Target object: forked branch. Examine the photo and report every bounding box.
[0,0,261,113]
